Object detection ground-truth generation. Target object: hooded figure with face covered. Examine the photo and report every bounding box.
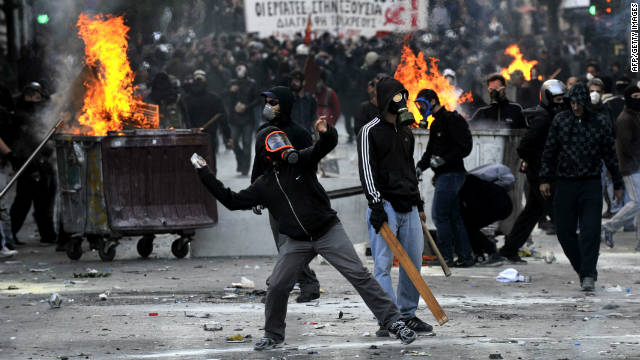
[8,82,57,247]
[601,85,640,251]
[539,82,623,292]
[250,85,318,303]
[192,118,418,351]
[183,69,232,176]
[226,63,259,176]
[470,74,526,129]
[357,78,433,337]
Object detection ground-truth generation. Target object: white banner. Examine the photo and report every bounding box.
[244,0,427,39]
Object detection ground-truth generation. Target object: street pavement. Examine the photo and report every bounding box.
[1,213,639,359]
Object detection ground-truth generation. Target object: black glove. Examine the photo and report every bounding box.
[416,166,423,181]
[368,202,387,234]
[430,155,445,169]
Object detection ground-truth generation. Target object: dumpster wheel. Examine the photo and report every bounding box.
[137,235,155,258]
[66,239,83,260]
[171,237,190,258]
[99,239,118,262]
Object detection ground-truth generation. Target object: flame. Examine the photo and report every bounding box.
[73,14,158,136]
[393,46,473,128]
[500,44,538,81]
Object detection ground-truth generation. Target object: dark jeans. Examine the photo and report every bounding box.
[554,179,603,281]
[464,214,498,256]
[267,212,320,296]
[432,171,473,263]
[501,176,553,258]
[264,222,401,341]
[10,171,56,242]
[230,122,253,174]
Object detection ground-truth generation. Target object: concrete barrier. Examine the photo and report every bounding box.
[192,128,526,257]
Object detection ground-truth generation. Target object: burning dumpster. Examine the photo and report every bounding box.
[56,129,217,261]
[54,14,217,261]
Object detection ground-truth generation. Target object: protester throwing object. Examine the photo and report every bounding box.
[193,117,417,351]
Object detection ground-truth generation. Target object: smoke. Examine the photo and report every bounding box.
[33,0,134,138]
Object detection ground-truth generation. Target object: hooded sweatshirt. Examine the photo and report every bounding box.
[251,86,313,183]
[198,125,339,241]
[357,78,423,212]
[539,82,623,189]
[614,85,640,176]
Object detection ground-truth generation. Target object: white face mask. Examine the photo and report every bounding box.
[236,66,247,78]
[590,91,601,105]
[586,73,595,81]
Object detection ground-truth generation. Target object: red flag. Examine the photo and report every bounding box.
[303,14,312,45]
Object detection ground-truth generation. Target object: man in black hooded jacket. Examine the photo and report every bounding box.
[250,86,318,303]
[470,74,526,129]
[415,89,474,267]
[192,118,417,350]
[540,82,623,292]
[357,78,432,336]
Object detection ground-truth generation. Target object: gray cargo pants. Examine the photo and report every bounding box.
[264,222,402,341]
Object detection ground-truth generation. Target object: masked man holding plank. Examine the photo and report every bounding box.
[357,77,433,337]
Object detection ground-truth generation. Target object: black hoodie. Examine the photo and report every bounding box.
[251,86,313,183]
[540,83,623,189]
[198,125,339,241]
[357,78,423,212]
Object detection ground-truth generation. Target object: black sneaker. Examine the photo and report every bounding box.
[295,292,320,303]
[581,277,595,292]
[253,337,282,351]
[388,320,417,344]
[478,253,505,267]
[453,259,475,268]
[375,326,389,337]
[403,316,433,333]
[506,254,527,264]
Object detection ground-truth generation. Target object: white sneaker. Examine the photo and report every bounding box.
[0,246,18,257]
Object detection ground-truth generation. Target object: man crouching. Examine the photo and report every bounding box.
[191,117,417,350]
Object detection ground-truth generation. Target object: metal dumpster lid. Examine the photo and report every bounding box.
[55,133,105,142]
[106,128,202,136]
[412,128,526,136]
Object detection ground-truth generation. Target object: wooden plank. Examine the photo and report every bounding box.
[420,221,452,277]
[379,223,448,325]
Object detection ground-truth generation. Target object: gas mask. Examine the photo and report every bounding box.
[590,91,601,105]
[489,87,505,104]
[389,91,415,126]
[415,97,432,119]
[264,130,299,164]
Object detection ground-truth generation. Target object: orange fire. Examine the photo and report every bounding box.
[394,46,473,128]
[74,14,158,136]
[500,44,538,81]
